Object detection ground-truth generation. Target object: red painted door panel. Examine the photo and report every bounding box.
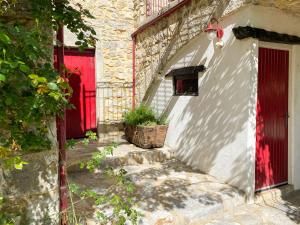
[256,48,289,191]
[55,48,96,139]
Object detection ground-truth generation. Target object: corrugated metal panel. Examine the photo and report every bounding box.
[255,47,289,191]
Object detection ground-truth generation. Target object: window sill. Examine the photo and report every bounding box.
[173,93,198,96]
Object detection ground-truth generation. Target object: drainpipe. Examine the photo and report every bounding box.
[132,36,136,109]
[56,25,68,225]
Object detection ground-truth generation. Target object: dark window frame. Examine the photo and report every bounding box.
[173,73,199,96]
[165,65,205,97]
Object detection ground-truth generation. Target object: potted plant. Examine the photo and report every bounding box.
[123,105,168,149]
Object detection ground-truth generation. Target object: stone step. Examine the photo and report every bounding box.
[69,158,246,225]
[67,143,248,225]
[255,184,294,204]
[67,143,175,173]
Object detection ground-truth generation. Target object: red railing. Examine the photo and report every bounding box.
[146,0,176,17]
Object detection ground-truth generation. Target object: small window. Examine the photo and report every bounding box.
[173,74,198,96]
[165,66,205,97]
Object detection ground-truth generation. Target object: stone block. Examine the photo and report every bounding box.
[0,150,59,225]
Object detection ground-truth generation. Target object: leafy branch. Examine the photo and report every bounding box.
[66,137,139,225]
[0,0,97,158]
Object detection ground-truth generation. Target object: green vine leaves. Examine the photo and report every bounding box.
[0,0,97,159]
[66,136,139,225]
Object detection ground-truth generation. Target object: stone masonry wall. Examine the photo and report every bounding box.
[65,1,135,138]
[133,0,240,104]
[68,0,134,83]
[1,5,60,224]
[1,150,59,225]
[134,0,147,28]
[133,0,300,105]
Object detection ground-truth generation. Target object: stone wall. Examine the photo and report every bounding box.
[0,150,59,225]
[1,4,60,223]
[67,0,134,83]
[134,0,238,104]
[134,0,147,28]
[64,1,135,139]
[133,0,300,105]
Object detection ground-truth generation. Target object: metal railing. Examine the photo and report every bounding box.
[146,0,177,17]
[97,81,132,124]
[97,81,132,143]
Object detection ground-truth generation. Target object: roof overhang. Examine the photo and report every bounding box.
[233,26,300,45]
[165,65,206,78]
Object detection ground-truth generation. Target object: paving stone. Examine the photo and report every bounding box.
[67,142,300,225]
[205,220,240,225]
[234,213,263,225]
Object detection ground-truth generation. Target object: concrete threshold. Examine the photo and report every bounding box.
[255,184,295,204]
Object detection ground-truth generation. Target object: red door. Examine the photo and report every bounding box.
[55,48,96,139]
[256,47,289,191]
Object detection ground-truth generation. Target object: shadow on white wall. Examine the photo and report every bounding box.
[148,8,259,198]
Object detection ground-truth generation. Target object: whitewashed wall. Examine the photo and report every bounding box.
[149,5,300,198]
[249,6,300,193]
[291,46,300,190]
[238,5,300,193]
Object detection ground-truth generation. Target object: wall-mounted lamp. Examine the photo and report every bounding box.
[205,18,224,48]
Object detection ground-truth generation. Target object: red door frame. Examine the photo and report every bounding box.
[255,46,290,191]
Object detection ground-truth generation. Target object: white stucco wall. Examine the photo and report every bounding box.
[292,46,300,190]
[149,5,300,198]
[238,6,300,192]
[249,5,300,192]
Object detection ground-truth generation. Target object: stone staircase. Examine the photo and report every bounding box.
[67,142,247,225]
[67,142,300,224]
[135,0,231,104]
[67,142,174,172]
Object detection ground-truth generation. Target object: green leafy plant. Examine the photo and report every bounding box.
[79,144,115,172]
[123,105,168,126]
[66,134,139,225]
[157,115,168,126]
[0,196,18,225]
[0,1,139,224]
[69,170,138,225]
[0,1,99,223]
[0,213,15,225]
[0,0,97,169]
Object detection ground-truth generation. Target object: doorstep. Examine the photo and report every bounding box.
[255,184,295,204]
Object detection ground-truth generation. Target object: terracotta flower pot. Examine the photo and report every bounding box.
[124,124,168,149]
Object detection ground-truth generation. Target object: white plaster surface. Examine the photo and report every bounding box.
[291,45,300,190]
[68,142,300,225]
[148,5,300,197]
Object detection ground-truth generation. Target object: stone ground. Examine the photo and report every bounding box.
[67,142,300,225]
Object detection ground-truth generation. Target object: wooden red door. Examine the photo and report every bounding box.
[256,47,289,191]
[55,48,96,139]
